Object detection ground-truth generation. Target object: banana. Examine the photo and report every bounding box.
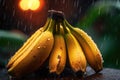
[49,24,66,75]
[7,18,55,77]
[6,10,103,77]
[6,18,50,69]
[63,24,87,73]
[64,20,103,72]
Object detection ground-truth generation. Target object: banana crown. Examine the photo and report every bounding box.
[6,10,103,77]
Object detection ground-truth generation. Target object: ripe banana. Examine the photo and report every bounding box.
[7,28,42,69]
[49,32,66,75]
[49,21,67,75]
[64,20,103,72]
[6,10,103,77]
[7,18,55,77]
[7,18,51,69]
[64,25,87,73]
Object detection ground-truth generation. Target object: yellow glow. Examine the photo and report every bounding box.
[20,0,29,10]
[19,0,40,11]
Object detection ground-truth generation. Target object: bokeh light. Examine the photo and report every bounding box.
[19,0,41,11]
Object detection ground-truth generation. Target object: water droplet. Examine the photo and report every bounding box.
[62,0,65,4]
[100,43,103,49]
[38,46,41,48]
[76,0,79,8]
[47,38,50,41]
[98,8,101,15]
[30,13,33,20]
[73,1,76,7]
[13,9,15,16]
[24,25,27,31]
[29,24,32,30]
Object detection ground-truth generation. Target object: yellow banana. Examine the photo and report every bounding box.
[6,10,103,77]
[63,25,87,73]
[7,18,50,69]
[65,20,103,72]
[49,34,66,74]
[49,24,66,75]
[7,18,55,77]
[7,28,42,69]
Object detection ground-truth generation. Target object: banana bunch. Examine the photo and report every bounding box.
[6,10,103,77]
[63,20,103,72]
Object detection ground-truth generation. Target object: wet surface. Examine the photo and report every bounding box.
[0,67,120,80]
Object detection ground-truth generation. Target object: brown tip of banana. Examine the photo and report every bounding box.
[6,64,12,70]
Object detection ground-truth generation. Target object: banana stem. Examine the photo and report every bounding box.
[47,10,65,33]
[48,10,65,22]
[46,19,55,32]
[55,22,60,34]
[61,20,70,34]
[64,20,74,30]
[41,18,51,31]
[64,19,78,34]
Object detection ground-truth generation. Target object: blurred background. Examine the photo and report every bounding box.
[0,0,97,34]
[0,0,120,79]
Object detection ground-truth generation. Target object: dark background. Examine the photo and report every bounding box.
[0,0,97,35]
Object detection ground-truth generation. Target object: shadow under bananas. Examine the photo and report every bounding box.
[9,66,102,80]
[9,66,120,80]
[85,73,103,80]
[10,67,83,80]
